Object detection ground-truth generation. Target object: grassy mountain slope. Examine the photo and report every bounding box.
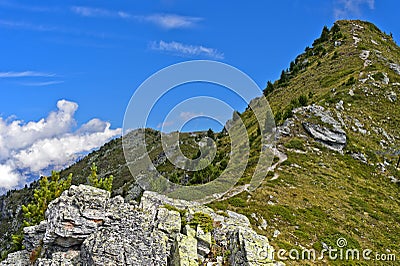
[208,20,400,265]
[1,20,399,264]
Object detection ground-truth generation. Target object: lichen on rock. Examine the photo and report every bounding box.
[1,185,282,266]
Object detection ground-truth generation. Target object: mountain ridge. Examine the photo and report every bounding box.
[1,19,399,265]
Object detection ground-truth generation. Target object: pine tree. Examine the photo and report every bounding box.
[22,171,72,227]
[207,128,215,140]
[87,163,113,192]
[263,81,274,96]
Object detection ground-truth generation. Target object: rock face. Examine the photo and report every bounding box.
[302,122,347,151]
[295,105,347,151]
[1,185,282,266]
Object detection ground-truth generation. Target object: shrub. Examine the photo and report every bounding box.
[372,72,385,81]
[263,81,274,96]
[298,95,308,106]
[284,138,305,151]
[346,76,356,86]
[11,233,24,252]
[228,197,247,208]
[189,212,213,233]
[87,163,113,192]
[22,171,72,227]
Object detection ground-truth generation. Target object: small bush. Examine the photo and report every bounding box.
[189,212,213,233]
[372,72,385,81]
[284,138,305,151]
[228,197,247,208]
[23,171,72,227]
[346,76,356,86]
[88,163,113,192]
[298,95,308,106]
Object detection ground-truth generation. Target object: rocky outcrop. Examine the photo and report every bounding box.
[389,63,400,75]
[1,185,282,266]
[302,123,347,151]
[295,105,347,151]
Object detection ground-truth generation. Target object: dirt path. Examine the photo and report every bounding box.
[215,147,287,201]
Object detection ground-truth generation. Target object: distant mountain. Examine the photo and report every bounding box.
[1,20,399,264]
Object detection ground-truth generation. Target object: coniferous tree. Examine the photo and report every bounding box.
[87,163,113,192]
[22,171,72,227]
[263,81,274,96]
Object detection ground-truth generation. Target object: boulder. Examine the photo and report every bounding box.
[0,251,30,266]
[302,122,347,151]
[229,228,275,266]
[171,233,198,266]
[1,185,283,266]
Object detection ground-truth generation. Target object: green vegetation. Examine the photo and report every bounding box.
[10,171,72,255]
[284,137,305,151]
[228,197,247,208]
[6,165,113,258]
[23,171,72,227]
[87,163,113,192]
[163,204,188,229]
[188,212,213,233]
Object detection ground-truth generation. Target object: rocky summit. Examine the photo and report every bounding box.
[1,185,283,266]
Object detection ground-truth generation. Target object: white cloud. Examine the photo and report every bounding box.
[333,0,375,19]
[0,71,56,78]
[150,40,224,59]
[0,99,121,190]
[19,80,64,86]
[0,19,56,32]
[71,6,201,30]
[0,163,20,189]
[138,14,202,29]
[71,6,130,19]
[157,121,175,129]
[180,111,204,121]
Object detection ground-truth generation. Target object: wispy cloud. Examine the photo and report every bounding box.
[0,71,56,78]
[333,0,375,19]
[157,121,175,129]
[0,0,57,13]
[150,40,224,59]
[180,111,204,121]
[0,19,127,41]
[0,19,56,32]
[71,6,130,19]
[138,14,202,29]
[19,81,64,86]
[71,6,202,29]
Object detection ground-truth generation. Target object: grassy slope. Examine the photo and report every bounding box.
[208,20,400,265]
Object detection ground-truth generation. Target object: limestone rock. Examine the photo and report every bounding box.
[23,220,46,252]
[2,185,283,266]
[302,122,347,151]
[171,233,198,266]
[300,106,346,150]
[0,250,30,266]
[43,185,110,248]
[36,250,80,266]
[196,226,212,257]
[389,63,400,75]
[229,228,274,266]
[157,207,181,235]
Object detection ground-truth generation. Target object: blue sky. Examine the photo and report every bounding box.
[0,0,399,190]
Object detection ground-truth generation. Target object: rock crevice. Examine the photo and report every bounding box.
[1,185,282,266]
